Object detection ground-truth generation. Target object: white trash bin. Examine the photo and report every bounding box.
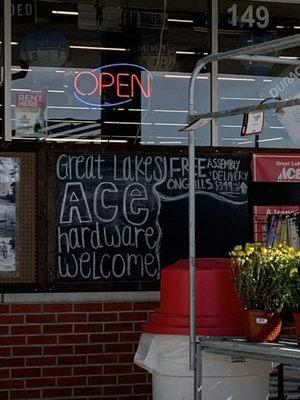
[134,333,275,400]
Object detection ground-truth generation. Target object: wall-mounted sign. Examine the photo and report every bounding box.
[122,10,166,30]
[241,111,264,136]
[11,0,34,22]
[74,63,153,108]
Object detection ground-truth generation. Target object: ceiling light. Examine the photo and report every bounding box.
[279,56,299,60]
[46,138,127,143]
[237,141,253,145]
[257,137,283,142]
[70,45,128,51]
[221,97,264,101]
[218,77,255,82]
[164,74,208,79]
[52,10,79,16]
[176,51,197,55]
[167,19,193,23]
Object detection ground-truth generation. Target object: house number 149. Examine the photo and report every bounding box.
[227,4,269,29]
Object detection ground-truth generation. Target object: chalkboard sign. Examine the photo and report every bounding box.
[56,153,251,282]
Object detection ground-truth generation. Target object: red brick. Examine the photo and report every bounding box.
[90,333,118,343]
[120,332,141,342]
[11,304,41,313]
[119,312,148,322]
[73,387,102,396]
[88,375,117,385]
[103,302,132,311]
[0,357,25,367]
[42,304,73,313]
[57,355,86,365]
[0,304,9,313]
[104,323,133,332]
[134,322,145,331]
[118,353,136,363]
[0,315,24,324]
[73,365,102,375]
[42,388,72,398]
[43,345,73,355]
[0,347,10,357]
[133,301,159,310]
[26,378,55,388]
[0,370,9,379]
[57,313,87,323]
[134,384,152,394]
[74,303,103,312]
[0,336,25,346]
[11,389,41,399]
[26,314,56,324]
[42,367,72,377]
[13,346,42,356]
[103,385,132,395]
[74,323,103,333]
[57,376,86,386]
[88,354,118,364]
[26,357,56,366]
[58,334,88,344]
[11,325,41,335]
[104,343,133,353]
[0,391,8,400]
[89,313,118,322]
[27,335,57,345]
[43,324,72,334]
[118,374,147,384]
[0,380,24,390]
[104,364,133,374]
[12,368,41,379]
[0,326,8,335]
[75,344,102,354]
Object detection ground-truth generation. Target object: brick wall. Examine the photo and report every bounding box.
[0,300,159,400]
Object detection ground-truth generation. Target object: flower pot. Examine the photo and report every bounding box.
[243,310,282,343]
[294,313,300,347]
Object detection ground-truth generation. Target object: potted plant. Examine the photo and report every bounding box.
[230,243,300,343]
[287,265,300,346]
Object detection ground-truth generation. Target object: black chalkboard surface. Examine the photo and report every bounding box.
[56,153,251,282]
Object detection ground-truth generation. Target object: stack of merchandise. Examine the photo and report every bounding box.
[265,213,300,249]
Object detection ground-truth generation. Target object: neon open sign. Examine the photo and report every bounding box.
[74,63,153,108]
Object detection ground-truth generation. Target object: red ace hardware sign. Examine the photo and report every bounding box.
[253,154,300,183]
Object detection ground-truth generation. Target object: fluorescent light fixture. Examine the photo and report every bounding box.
[52,10,79,16]
[104,121,152,125]
[1,41,18,45]
[263,79,273,82]
[257,137,283,142]
[46,138,127,143]
[154,123,186,126]
[128,108,147,112]
[56,70,66,74]
[218,77,256,82]
[48,90,65,93]
[70,45,128,51]
[269,126,285,129]
[11,68,32,72]
[294,26,300,29]
[154,109,187,113]
[164,74,208,79]
[159,141,183,144]
[47,105,90,110]
[176,51,196,55]
[237,140,253,145]
[11,88,31,92]
[279,56,299,59]
[221,97,264,101]
[276,25,285,29]
[203,52,209,55]
[167,18,193,23]
[222,137,249,140]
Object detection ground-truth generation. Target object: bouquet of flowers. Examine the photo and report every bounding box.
[230,243,300,312]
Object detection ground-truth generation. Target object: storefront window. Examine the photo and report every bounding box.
[217,0,300,148]
[10,0,210,146]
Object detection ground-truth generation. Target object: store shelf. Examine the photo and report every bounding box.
[197,337,300,366]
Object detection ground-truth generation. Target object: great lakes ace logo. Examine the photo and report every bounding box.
[74,63,153,108]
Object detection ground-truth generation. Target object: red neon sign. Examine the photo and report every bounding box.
[74,63,153,108]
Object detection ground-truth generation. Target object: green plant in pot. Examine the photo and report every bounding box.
[230,243,300,343]
[287,265,300,346]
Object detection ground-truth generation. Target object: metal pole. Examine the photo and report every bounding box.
[211,0,218,146]
[3,0,11,141]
